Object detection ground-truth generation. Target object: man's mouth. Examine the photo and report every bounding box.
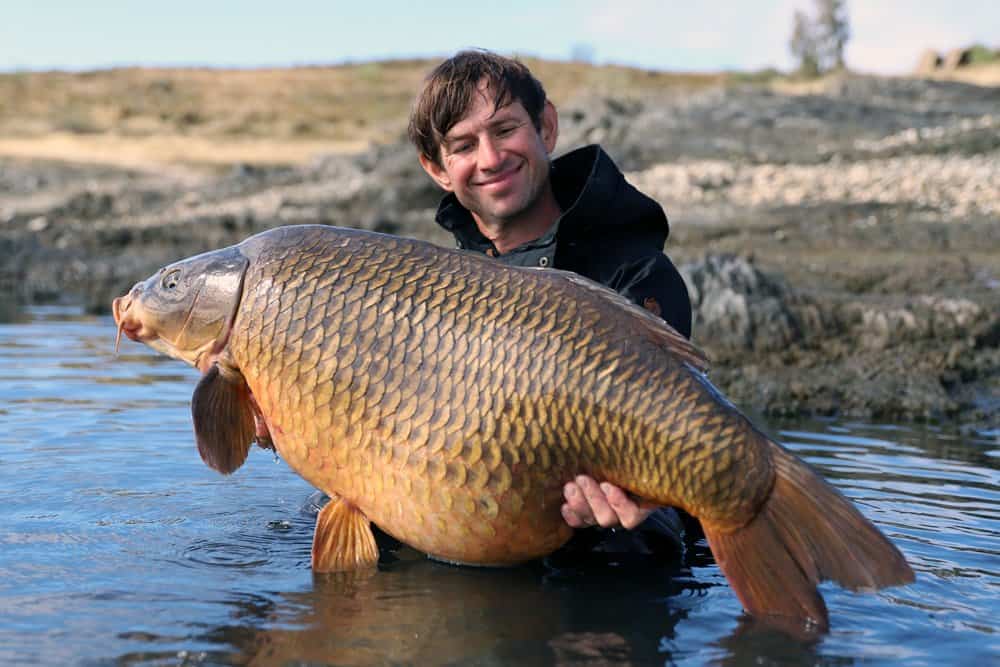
[475,162,522,188]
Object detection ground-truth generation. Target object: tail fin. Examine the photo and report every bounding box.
[702,441,914,631]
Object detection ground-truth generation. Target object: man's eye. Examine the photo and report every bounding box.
[452,142,473,153]
[497,126,516,137]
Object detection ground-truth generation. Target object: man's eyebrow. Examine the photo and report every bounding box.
[486,108,523,125]
[442,130,472,144]
[440,135,471,154]
[444,113,523,144]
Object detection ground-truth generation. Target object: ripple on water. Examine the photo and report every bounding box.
[180,539,272,569]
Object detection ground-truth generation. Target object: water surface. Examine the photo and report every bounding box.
[0,306,997,665]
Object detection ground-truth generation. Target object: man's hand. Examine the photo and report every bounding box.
[561,475,657,530]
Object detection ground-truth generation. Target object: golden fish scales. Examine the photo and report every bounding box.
[113,225,913,631]
[231,228,767,564]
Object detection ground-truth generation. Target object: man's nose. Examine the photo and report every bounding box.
[477,136,503,170]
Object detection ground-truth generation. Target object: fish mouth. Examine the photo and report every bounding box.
[112,293,148,354]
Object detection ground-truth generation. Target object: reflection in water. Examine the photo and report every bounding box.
[230,561,687,665]
[0,307,997,665]
[202,553,837,665]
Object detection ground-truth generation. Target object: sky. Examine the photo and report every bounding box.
[1,1,996,75]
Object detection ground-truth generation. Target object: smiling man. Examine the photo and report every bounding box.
[408,50,694,555]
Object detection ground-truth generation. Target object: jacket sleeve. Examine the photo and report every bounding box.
[608,252,693,339]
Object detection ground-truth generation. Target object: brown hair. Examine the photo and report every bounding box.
[408,49,547,167]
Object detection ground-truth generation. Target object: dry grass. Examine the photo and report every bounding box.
[0,59,724,167]
[0,133,367,169]
[919,62,1000,86]
[771,63,1000,96]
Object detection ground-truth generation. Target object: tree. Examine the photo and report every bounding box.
[789,9,820,77]
[789,0,851,76]
[815,0,850,70]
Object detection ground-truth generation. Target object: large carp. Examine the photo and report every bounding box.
[113,224,913,630]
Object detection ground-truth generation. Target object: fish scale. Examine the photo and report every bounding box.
[114,224,914,629]
[228,228,764,560]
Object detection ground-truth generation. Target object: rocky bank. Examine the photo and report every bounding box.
[1,74,997,428]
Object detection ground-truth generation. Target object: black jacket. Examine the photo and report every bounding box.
[435,144,692,339]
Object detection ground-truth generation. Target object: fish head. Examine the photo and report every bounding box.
[113,246,249,371]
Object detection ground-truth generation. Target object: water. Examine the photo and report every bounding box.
[0,306,997,666]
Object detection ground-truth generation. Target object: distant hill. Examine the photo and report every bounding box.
[1,55,995,168]
[0,59,723,166]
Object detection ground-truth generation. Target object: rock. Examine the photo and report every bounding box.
[916,296,983,338]
[854,305,920,351]
[838,296,987,352]
[27,216,49,232]
[57,191,115,219]
[680,254,801,354]
[556,96,644,164]
[916,49,942,74]
[943,47,973,70]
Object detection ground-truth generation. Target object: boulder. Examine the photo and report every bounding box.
[679,254,801,354]
[943,47,972,70]
[915,49,942,74]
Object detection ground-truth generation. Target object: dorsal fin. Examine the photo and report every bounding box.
[191,364,255,474]
[543,268,710,374]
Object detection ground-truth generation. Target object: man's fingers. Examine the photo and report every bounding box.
[561,503,587,528]
[563,476,660,530]
[577,476,618,528]
[563,481,591,517]
[561,482,590,527]
[601,482,652,530]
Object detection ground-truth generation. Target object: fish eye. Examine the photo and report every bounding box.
[161,269,181,290]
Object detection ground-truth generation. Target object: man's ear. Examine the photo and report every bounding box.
[540,101,559,153]
[418,152,453,191]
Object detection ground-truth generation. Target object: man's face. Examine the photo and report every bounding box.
[420,81,558,229]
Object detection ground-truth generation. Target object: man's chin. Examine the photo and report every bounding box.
[461,190,536,228]
[485,194,533,219]
[480,206,526,228]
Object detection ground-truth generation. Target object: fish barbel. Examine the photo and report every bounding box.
[113,224,913,630]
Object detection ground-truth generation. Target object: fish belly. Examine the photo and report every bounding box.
[264,419,576,565]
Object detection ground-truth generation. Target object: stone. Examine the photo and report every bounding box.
[915,49,942,74]
[943,47,972,70]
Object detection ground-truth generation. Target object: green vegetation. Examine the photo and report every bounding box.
[967,44,1000,66]
[724,68,783,85]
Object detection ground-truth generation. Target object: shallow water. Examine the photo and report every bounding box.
[0,306,997,666]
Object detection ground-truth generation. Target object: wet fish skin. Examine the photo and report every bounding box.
[231,227,768,557]
[113,245,247,369]
[114,224,914,631]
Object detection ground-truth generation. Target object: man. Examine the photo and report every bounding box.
[408,50,693,552]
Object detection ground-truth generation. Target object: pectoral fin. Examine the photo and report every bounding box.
[312,494,379,572]
[191,364,255,475]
